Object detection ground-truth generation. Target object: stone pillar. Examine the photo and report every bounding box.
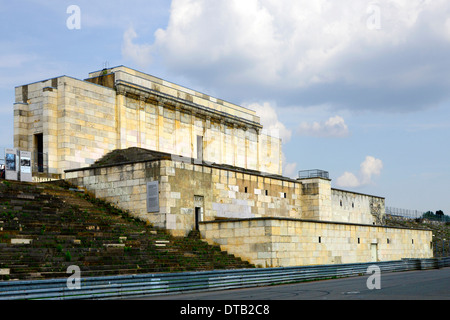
[157,101,164,153]
[232,124,237,167]
[115,92,125,149]
[174,107,181,155]
[299,177,332,221]
[204,116,211,163]
[256,128,260,172]
[138,97,146,148]
[190,110,196,159]
[13,102,29,150]
[244,128,248,169]
[42,87,59,174]
[219,120,225,165]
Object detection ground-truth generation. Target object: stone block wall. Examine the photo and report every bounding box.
[56,77,117,172]
[14,66,283,176]
[65,158,302,237]
[65,157,430,267]
[14,76,117,174]
[300,178,332,221]
[300,177,386,225]
[65,161,151,223]
[331,189,386,225]
[65,157,388,238]
[200,218,434,268]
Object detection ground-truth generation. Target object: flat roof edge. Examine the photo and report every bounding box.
[200,216,432,232]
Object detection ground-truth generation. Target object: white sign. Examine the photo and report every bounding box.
[20,155,31,174]
[5,149,16,171]
[147,181,159,213]
[5,148,18,181]
[19,150,32,182]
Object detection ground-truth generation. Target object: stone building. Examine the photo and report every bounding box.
[13,66,433,267]
[64,148,432,267]
[14,66,281,178]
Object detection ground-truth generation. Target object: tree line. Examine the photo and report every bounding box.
[422,210,450,222]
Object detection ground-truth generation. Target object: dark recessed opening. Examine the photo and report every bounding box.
[34,133,44,173]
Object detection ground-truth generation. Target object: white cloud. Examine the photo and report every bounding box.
[246,102,292,143]
[127,0,450,112]
[245,101,297,177]
[281,152,297,179]
[359,155,383,185]
[336,172,360,188]
[283,161,298,179]
[153,0,281,84]
[297,115,349,138]
[336,156,383,188]
[122,26,154,69]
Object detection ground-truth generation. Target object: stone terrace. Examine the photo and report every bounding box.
[0,180,253,281]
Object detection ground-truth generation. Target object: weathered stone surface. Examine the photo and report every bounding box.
[14,66,281,177]
[16,65,426,269]
[200,218,433,268]
[63,148,433,268]
[11,238,32,245]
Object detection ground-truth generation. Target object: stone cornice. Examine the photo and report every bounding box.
[115,80,262,132]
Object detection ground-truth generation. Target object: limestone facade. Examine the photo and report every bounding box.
[65,151,386,236]
[14,66,282,177]
[65,148,432,266]
[200,218,433,268]
[14,66,433,267]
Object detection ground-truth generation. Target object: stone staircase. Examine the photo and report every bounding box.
[0,180,254,281]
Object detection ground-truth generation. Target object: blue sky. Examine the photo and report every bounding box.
[1,0,449,214]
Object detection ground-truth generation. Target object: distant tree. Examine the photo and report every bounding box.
[422,211,435,219]
[435,210,450,222]
[422,210,450,222]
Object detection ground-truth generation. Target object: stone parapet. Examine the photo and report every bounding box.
[200,217,433,268]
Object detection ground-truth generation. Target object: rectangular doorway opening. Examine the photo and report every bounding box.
[371,243,378,262]
[194,195,204,231]
[34,133,43,172]
[195,207,202,231]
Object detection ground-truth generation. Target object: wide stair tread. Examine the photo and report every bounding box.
[0,180,253,280]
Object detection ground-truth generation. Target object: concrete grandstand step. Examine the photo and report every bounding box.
[0,180,254,280]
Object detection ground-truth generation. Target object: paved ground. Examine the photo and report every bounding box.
[139,267,450,300]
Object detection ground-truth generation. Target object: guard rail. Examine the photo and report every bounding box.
[0,257,449,300]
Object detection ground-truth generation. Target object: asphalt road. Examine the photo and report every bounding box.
[139,267,450,300]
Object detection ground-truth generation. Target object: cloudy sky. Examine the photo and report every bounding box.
[1,0,449,214]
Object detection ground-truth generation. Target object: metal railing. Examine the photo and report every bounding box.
[298,169,329,180]
[386,207,424,219]
[434,240,450,258]
[387,206,450,222]
[0,257,449,300]
[33,151,48,174]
